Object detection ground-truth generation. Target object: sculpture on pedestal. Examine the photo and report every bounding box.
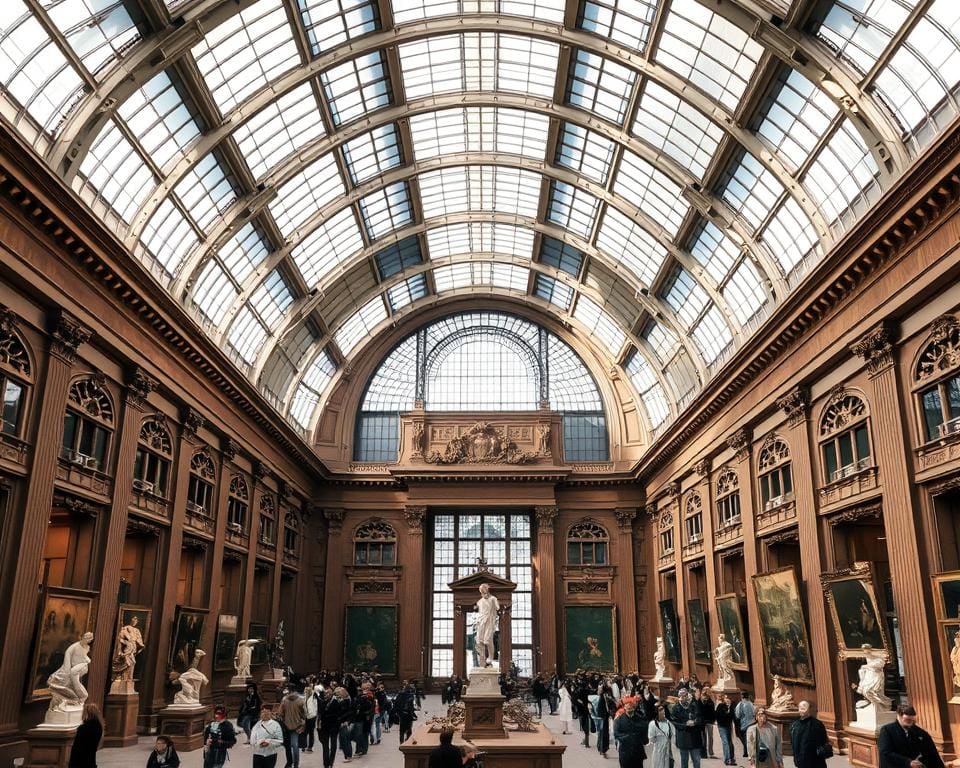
[111,616,144,688]
[768,674,797,711]
[46,632,93,714]
[714,634,735,688]
[475,584,500,667]
[270,621,286,670]
[234,639,258,680]
[950,632,960,690]
[173,650,208,705]
[855,647,891,709]
[653,636,668,680]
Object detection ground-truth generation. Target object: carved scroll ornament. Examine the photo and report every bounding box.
[425,422,537,465]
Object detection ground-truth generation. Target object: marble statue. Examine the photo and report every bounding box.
[950,632,960,690]
[653,636,668,680]
[475,583,500,667]
[855,647,892,709]
[714,634,735,688]
[111,616,145,685]
[173,650,208,706]
[768,674,796,711]
[47,632,93,713]
[538,423,551,456]
[234,639,258,680]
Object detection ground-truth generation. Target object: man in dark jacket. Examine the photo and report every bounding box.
[532,674,549,718]
[671,688,704,768]
[878,705,945,768]
[613,697,649,767]
[202,705,237,768]
[428,727,463,768]
[789,701,830,768]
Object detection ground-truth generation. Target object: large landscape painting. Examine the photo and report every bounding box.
[564,605,617,672]
[751,567,814,685]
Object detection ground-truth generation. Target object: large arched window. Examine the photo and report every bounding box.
[134,418,172,497]
[355,312,607,462]
[567,520,609,565]
[227,475,249,534]
[915,315,960,442]
[758,436,792,510]
[353,519,397,566]
[61,377,113,472]
[0,319,31,438]
[819,390,872,483]
[186,450,216,520]
[716,469,741,527]
[684,492,703,544]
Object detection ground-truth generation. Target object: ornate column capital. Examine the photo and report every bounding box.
[776,386,810,427]
[615,507,637,530]
[535,505,559,532]
[851,320,898,377]
[0,305,19,335]
[667,482,682,501]
[726,428,752,462]
[125,367,158,409]
[221,437,240,462]
[644,504,659,521]
[49,310,91,364]
[253,460,271,483]
[694,458,711,478]
[404,505,427,533]
[323,508,345,533]
[181,406,205,440]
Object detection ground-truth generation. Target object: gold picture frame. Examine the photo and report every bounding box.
[821,561,889,661]
[751,566,814,685]
[27,587,97,702]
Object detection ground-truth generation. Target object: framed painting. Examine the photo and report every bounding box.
[249,622,269,666]
[344,605,398,675]
[821,562,889,659]
[214,614,238,672]
[715,594,749,671]
[658,599,681,664]
[687,598,711,664]
[564,605,617,673]
[27,588,96,702]
[114,604,151,683]
[169,606,206,674]
[934,572,960,621]
[751,567,814,685]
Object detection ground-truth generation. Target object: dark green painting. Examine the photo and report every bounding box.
[344,606,397,675]
[564,605,617,673]
[687,599,711,663]
[249,622,269,666]
[658,599,681,663]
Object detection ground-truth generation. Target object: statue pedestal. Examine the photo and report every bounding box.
[226,679,249,713]
[849,702,896,734]
[401,723,564,768]
[25,724,77,768]
[157,704,210,751]
[463,668,507,740]
[103,692,140,748]
[260,669,286,706]
[229,675,249,688]
[648,678,674,701]
[765,708,800,757]
[844,705,896,768]
[712,677,739,694]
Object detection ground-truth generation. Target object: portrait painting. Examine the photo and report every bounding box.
[27,589,96,701]
[214,614,238,672]
[343,605,398,675]
[822,562,888,659]
[564,605,617,672]
[943,624,960,701]
[715,594,749,671]
[169,606,206,674]
[687,598,711,664]
[249,622,269,666]
[934,572,960,621]
[658,599,681,664]
[114,604,151,683]
[751,567,814,685]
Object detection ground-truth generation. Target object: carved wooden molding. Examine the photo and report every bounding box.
[424,422,537,465]
[726,429,752,462]
[765,529,800,546]
[535,505,559,532]
[615,507,637,529]
[404,505,427,532]
[323,508,345,532]
[776,387,810,427]
[929,474,960,496]
[827,501,883,526]
[851,320,898,377]
[49,311,91,364]
[568,581,609,594]
[181,407,205,440]
[694,458,711,478]
[916,314,960,381]
[253,460,271,483]
[125,366,157,409]
[126,517,161,538]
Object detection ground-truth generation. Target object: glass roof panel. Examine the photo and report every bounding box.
[662,267,708,329]
[118,70,202,171]
[418,166,541,219]
[269,152,345,236]
[213,222,272,284]
[539,236,585,277]
[291,207,365,285]
[77,119,155,223]
[533,273,574,309]
[632,81,723,180]
[723,260,766,325]
[140,198,199,278]
[689,220,739,284]
[298,0,379,56]
[289,348,337,428]
[40,0,139,77]
[642,319,678,364]
[555,123,616,184]
[391,0,459,23]
[387,273,429,310]
[342,123,403,185]
[335,295,388,356]
[612,150,689,237]
[761,196,820,275]
[756,69,838,172]
[409,107,549,160]
[625,349,669,427]
[434,262,530,292]
[565,49,636,124]
[358,181,414,239]
[361,333,417,410]
[391,0,564,23]
[691,303,732,364]
[191,260,239,325]
[191,0,301,115]
[426,223,534,259]
[803,118,879,224]
[174,151,239,232]
[573,295,626,356]
[816,0,910,76]
[249,270,294,329]
[595,206,668,285]
[233,83,325,180]
[320,50,391,126]
[719,151,786,232]
[228,305,269,364]
[577,0,657,55]
[546,181,601,239]
[656,0,764,111]
[547,334,603,410]
[375,237,423,278]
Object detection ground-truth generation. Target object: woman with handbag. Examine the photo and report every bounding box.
[646,704,675,768]
[747,708,783,768]
[789,701,832,767]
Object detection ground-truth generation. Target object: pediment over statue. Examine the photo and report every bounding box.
[448,570,517,594]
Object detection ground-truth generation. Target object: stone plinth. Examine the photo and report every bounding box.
[765,708,800,757]
[157,704,210,751]
[260,673,285,707]
[463,695,507,740]
[400,723,564,768]
[103,692,140,747]
[845,705,896,768]
[26,724,76,768]
[849,702,896,734]
[225,681,249,713]
[712,678,739,694]
[647,678,674,701]
[463,667,501,697]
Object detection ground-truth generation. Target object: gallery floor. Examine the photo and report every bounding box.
[95,696,853,768]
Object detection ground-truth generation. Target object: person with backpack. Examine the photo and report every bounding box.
[202,704,237,768]
[734,691,756,759]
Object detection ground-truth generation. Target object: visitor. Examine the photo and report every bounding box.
[532,674,548,718]
[597,682,618,758]
[746,707,782,768]
[280,689,306,768]
[146,736,181,768]
[397,683,418,743]
[734,690,756,759]
[557,681,574,734]
[304,684,318,753]
[251,704,285,768]
[670,688,704,768]
[429,726,463,768]
[202,704,237,768]
[460,744,480,768]
[715,692,735,766]
[239,683,264,745]
[375,682,391,738]
[548,671,560,715]
[700,687,717,759]
[575,678,592,747]
[319,687,351,768]
[613,696,650,768]
[789,701,830,768]
[647,704,675,768]
[352,683,374,756]
[877,704,945,768]
[68,703,104,768]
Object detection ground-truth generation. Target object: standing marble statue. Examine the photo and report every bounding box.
[855,646,891,708]
[653,636,668,680]
[173,650,208,706]
[475,583,500,667]
[950,632,960,691]
[47,632,94,714]
[111,616,145,685]
[714,634,735,687]
[234,639,258,680]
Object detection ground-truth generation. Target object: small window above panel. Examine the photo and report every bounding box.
[387,273,429,311]
[573,294,626,356]
[288,348,337,428]
[426,223,534,261]
[533,274,574,310]
[546,181,601,240]
[291,208,365,286]
[565,49,636,124]
[297,0,379,56]
[342,124,403,186]
[269,152,345,237]
[358,181,414,240]
[321,51,392,127]
[577,0,657,55]
[555,123,616,185]
[375,237,423,279]
[538,236,585,277]
[595,206,667,286]
[335,296,388,356]
[409,107,549,161]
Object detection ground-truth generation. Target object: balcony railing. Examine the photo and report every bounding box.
[831,457,871,482]
[939,416,960,438]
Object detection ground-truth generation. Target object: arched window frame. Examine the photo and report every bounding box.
[818,388,873,483]
[283,511,301,554]
[186,449,216,519]
[566,520,609,566]
[258,494,277,545]
[684,492,703,544]
[913,315,960,443]
[715,468,742,528]
[227,474,249,533]
[353,519,398,566]
[757,436,793,510]
[61,376,114,472]
[658,510,675,555]
[133,417,172,497]
[0,316,32,439]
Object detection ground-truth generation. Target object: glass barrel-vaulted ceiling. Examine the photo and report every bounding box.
[0,0,957,440]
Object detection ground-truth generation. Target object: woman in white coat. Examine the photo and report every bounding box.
[557,682,574,735]
[647,704,676,768]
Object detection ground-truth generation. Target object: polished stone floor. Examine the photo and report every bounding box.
[96,696,852,767]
